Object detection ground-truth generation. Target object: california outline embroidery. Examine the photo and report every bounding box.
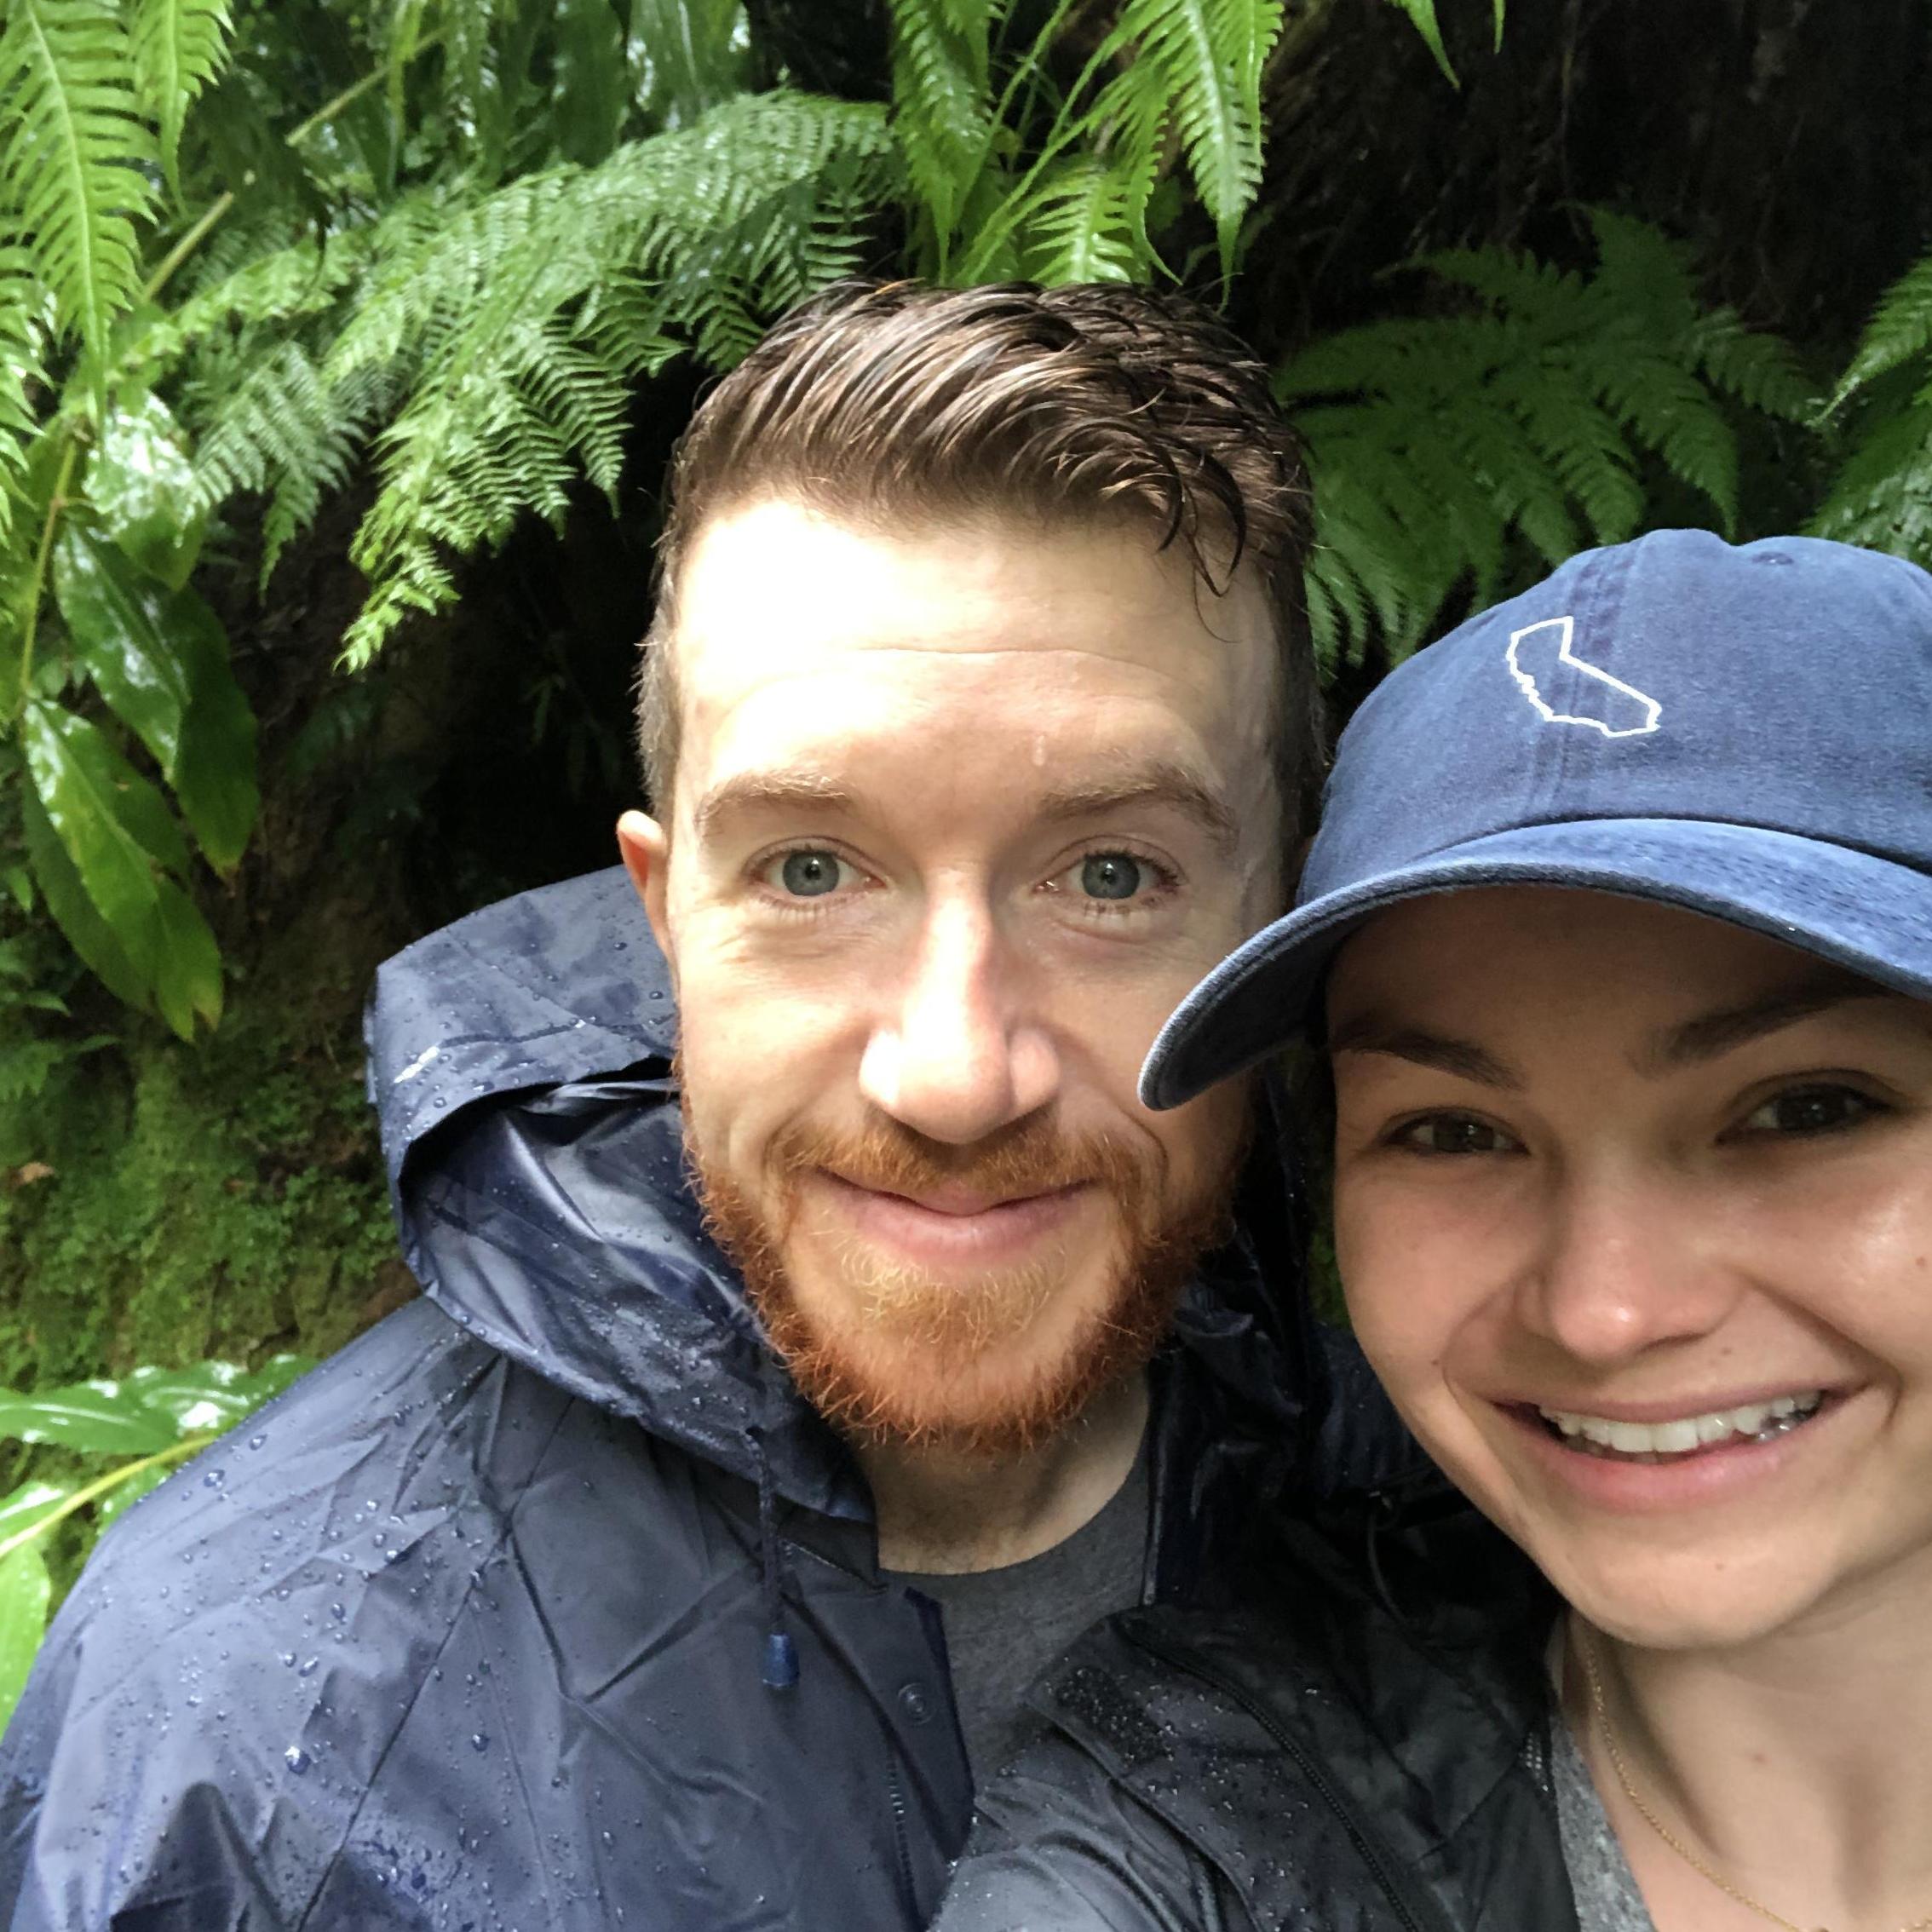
[1505,615,1663,738]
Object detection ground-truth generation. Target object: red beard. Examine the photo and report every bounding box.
[690,1109,1243,1458]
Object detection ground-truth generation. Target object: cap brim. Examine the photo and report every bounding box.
[1141,817,1932,1110]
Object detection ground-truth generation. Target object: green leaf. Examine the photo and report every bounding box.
[889,0,1003,263]
[129,0,235,200]
[0,0,156,362]
[86,393,206,590]
[0,1481,75,1544]
[630,0,747,128]
[0,1035,111,1103]
[20,700,176,980]
[2,865,32,914]
[90,1459,170,1533]
[53,526,258,871]
[1095,0,1284,274]
[553,0,629,165]
[19,697,221,1033]
[151,871,221,1035]
[18,779,149,1009]
[121,1356,309,1432]
[1381,0,1456,84]
[1829,251,1932,412]
[0,1380,181,1453]
[0,1540,51,1728]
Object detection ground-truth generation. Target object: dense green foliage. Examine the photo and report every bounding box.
[0,0,1469,1038]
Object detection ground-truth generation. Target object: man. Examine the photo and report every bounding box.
[0,283,1400,1929]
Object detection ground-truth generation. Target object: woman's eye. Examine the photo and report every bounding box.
[764,849,854,899]
[1389,1113,1521,1156]
[1737,1084,1886,1138]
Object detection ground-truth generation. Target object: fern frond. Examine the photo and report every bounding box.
[188,341,374,584]
[888,0,1005,261]
[0,0,153,360]
[1379,0,1455,84]
[1281,211,1803,670]
[130,0,234,198]
[337,91,894,669]
[1829,252,1932,412]
[1690,308,1818,423]
[1010,146,1158,285]
[1808,400,1932,559]
[0,247,46,550]
[1095,0,1283,273]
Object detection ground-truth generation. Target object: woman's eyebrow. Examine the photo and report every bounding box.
[1325,1018,1521,1089]
[1642,975,1890,1073]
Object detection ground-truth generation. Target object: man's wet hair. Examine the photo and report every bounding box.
[635,279,1320,837]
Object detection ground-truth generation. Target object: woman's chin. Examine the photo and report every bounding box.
[1532,1541,1837,1652]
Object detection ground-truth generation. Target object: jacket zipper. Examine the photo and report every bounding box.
[882,1738,920,1924]
[1121,1624,1456,1932]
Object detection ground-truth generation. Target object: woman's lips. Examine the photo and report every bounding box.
[1495,1387,1860,1515]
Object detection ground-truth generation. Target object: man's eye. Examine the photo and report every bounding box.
[1389,1113,1521,1156]
[1052,851,1173,907]
[765,849,853,899]
[1080,853,1147,901]
[1736,1084,1886,1138]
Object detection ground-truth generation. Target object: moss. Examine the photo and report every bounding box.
[0,885,410,1400]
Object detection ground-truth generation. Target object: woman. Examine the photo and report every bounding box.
[934,527,1932,1931]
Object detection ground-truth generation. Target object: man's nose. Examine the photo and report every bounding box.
[857,898,1060,1145]
[1517,1167,1745,1366]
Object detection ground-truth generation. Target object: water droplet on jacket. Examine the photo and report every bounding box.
[470,1733,489,1752]
[284,1745,311,1775]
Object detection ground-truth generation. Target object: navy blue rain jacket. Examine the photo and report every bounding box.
[0,869,1401,1931]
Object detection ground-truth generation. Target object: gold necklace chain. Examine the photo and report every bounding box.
[1582,1630,1932,1932]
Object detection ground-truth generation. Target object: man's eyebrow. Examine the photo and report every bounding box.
[1642,970,1892,1073]
[1036,763,1241,857]
[1325,1016,1521,1090]
[691,770,860,840]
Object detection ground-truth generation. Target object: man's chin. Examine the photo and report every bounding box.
[768,1279,1168,1458]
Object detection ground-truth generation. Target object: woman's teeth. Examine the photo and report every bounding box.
[1538,1392,1826,1460]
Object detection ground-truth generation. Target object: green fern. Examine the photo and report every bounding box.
[891,0,1007,271]
[1826,251,1932,414]
[1093,0,1282,274]
[336,91,894,668]
[0,0,154,362]
[1382,0,1504,85]
[0,248,45,549]
[129,0,234,199]
[1809,248,1932,563]
[188,342,379,585]
[1013,148,1159,284]
[1282,211,1817,671]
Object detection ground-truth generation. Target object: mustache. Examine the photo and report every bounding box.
[768,1114,1154,1210]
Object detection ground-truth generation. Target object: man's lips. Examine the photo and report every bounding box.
[807,1170,1095,1266]
[835,1177,1084,1216]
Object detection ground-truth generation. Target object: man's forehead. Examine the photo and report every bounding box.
[672,497,1274,698]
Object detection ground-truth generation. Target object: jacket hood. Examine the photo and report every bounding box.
[367,869,1367,1522]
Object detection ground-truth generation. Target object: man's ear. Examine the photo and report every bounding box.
[615,809,673,963]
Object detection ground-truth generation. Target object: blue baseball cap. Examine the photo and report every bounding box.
[1141,529,1932,1110]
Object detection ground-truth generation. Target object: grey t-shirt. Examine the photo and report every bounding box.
[1552,1705,1659,1932]
[888,1448,1149,1782]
